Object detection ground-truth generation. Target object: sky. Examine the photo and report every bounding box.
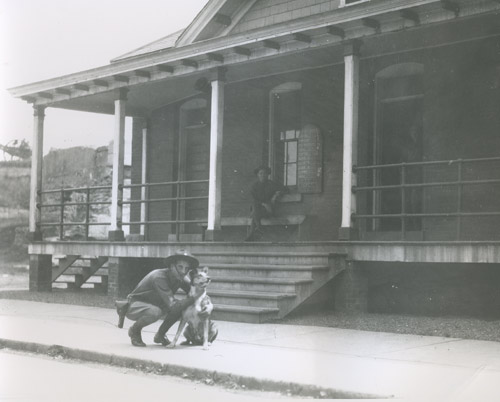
[0,0,208,155]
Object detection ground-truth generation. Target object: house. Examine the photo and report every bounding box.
[9,0,500,321]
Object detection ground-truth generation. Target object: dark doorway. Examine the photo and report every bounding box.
[375,71,424,232]
[179,99,209,235]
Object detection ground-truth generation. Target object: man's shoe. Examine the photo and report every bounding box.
[153,332,171,346]
[128,327,146,347]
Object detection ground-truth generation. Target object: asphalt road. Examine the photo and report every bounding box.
[0,350,290,402]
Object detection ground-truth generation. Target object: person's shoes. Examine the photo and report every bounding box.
[128,326,146,347]
[153,332,171,346]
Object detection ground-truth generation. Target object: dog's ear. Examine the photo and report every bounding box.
[201,266,209,274]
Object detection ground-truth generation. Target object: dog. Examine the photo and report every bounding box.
[168,266,217,350]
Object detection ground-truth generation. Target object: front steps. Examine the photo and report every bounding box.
[196,249,346,323]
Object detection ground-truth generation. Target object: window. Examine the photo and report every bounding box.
[269,83,302,188]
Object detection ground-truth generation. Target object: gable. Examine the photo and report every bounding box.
[111,0,349,62]
[112,29,184,62]
[230,0,339,35]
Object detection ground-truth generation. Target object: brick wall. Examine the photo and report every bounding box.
[139,65,345,241]
[232,0,341,34]
[220,66,345,240]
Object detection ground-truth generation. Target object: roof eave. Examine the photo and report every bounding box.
[12,0,474,102]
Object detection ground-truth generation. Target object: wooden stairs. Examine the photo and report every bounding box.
[195,249,347,323]
[52,255,108,291]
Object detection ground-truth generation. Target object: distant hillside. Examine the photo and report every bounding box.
[0,161,30,209]
[43,146,111,190]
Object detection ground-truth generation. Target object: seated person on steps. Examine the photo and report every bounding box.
[246,166,286,241]
[117,250,208,347]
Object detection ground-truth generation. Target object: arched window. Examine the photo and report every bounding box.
[269,82,302,188]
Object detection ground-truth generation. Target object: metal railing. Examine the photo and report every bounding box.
[38,185,112,240]
[352,156,500,240]
[37,179,209,241]
[121,179,209,241]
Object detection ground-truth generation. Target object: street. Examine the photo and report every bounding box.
[0,350,290,402]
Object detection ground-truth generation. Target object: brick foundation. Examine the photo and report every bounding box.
[29,254,52,292]
[107,257,162,299]
[334,262,368,313]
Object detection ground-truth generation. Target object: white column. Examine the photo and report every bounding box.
[109,89,127,239]
[29,106,45,238]
[340,41,361,239]
[207,68,226,235]
[140,119,149,236]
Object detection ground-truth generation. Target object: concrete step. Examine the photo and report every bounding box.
[211,304,279,323]
[199,252,331,266]
[206,263,328,279]
[210,276,313,293]
[208,289,296,308]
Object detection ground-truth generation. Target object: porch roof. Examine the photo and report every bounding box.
[8,0,500,115]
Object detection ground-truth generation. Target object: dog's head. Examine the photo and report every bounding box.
[187,266,211,289]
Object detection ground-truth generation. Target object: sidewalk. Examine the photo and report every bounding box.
[1,299,499,401]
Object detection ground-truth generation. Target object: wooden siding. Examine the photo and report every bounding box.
[232,0,341,34]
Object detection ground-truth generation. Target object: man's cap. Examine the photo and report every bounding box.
[164,249,199,269]
[254,166,271,176]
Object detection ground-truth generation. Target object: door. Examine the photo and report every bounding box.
[375,70,424,232]
[179,99,209,234]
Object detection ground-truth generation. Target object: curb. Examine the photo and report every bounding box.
[0,337,388,399]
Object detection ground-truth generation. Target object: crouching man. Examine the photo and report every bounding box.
[120,249,206,347]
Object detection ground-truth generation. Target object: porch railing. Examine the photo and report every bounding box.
[352,156,500,240]
[121,179,209,241]
[38,185,112,240]
[37,179,209,241]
